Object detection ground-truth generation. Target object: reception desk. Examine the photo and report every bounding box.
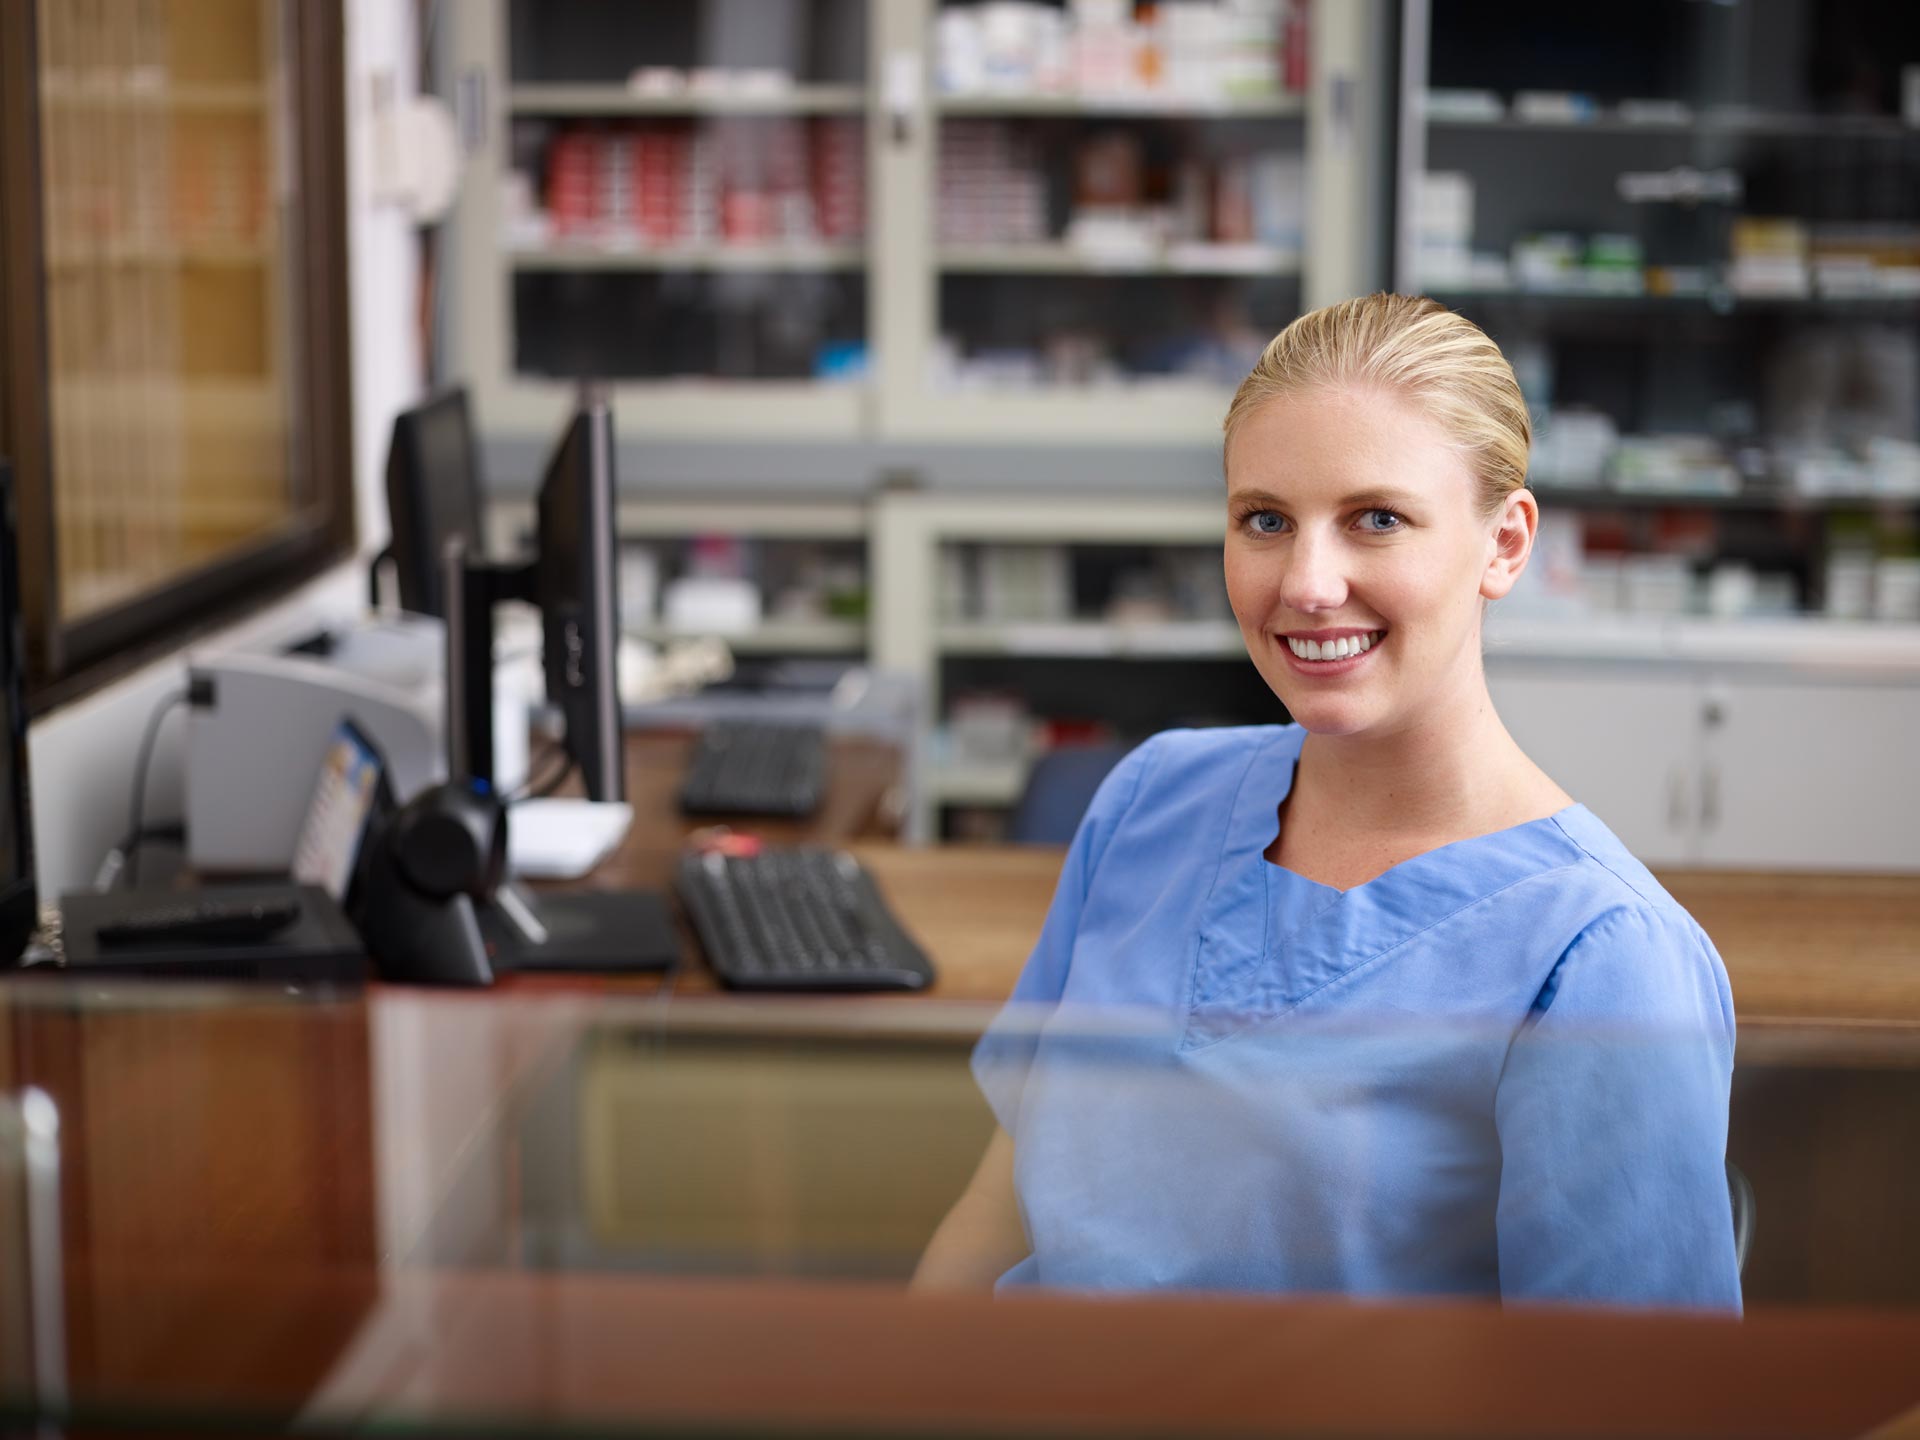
[2,731,1917,1436]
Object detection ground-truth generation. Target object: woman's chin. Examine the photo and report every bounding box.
[1276,694,1381,737]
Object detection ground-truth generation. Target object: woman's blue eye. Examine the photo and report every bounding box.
[1247,512,1285,535]
[1359,509,1404,532]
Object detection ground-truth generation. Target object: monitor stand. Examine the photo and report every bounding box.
[482,883,679,974]
[443,541,677,977]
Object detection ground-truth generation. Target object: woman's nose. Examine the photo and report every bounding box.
[1278,533,1349,614]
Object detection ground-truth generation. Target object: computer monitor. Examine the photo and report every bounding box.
[441,392,623,807]
[384,388,484,620]
[532,397,624,804]
[0,462,38,968]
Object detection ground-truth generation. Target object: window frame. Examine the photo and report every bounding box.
[0,0,354,712]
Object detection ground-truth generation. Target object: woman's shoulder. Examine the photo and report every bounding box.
[1535,808,1734,1031]
[1126,723,1301,791]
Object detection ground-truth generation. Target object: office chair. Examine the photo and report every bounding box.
[1728,1159,1755,1277]
[1009,743,1131,845]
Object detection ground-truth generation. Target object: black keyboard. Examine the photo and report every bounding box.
[674,848,936,992]
[678,721,826,819]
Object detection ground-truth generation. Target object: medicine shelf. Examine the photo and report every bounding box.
[1526,486,1920,511]
[625,619,866,655]
[507,84,867,117]
[508,243,866,273]
[1426,109,1920,140]
[614,498,869,541]
[938,242,1301,276]
[921,751,1030,808]
[936,92,1304,119]
[937,619,1245,659]
[1424,283,1920,316]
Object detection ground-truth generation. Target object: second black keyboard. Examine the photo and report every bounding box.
[678,720,826,818]
[674,848,936,992]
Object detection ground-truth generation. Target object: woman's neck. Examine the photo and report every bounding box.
[1291,681,1554,843]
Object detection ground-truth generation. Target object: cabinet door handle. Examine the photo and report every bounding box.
[1701,765,1720,832]
[457,67,489,154]
[1668,767,1690,830]
[885,51,920,148]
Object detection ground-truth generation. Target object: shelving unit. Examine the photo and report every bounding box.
[935,93,1305,118]
[508,84,866,117]
[936,619,1243,659]
[937,242,1299,276]
[508,244,866,273]
[1398,0,1920,633]
[437,0,1357,444]
[627,619,865,655]
[486,490,872,661]
[440,0,1920,854]
[1426,110,1919,141]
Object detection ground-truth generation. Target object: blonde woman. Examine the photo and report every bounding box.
[915,294,1740,1310]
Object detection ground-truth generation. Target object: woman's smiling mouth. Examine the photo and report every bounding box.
[1278,628,1386,674]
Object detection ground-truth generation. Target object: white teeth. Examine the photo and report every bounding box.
[1286,630,1384,661]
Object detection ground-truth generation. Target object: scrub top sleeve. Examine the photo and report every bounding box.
[970,736,1159,1132]
[1493,904,1742,1312]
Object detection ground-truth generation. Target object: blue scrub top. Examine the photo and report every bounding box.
[974,725,1741,1311]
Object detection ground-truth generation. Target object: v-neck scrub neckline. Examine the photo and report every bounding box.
[1187,725,1597,1052]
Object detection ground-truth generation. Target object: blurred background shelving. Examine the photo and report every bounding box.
[439,0,1330,445]
[430,0,1920,845]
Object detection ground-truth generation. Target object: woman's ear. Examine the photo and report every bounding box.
[1480,488,1539,601]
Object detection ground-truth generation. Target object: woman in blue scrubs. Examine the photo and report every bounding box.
[914,294,1741,1311]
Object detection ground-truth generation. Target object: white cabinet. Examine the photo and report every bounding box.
[1490,663,1920,871]
[1696,680,1920,871]
[1488,667,1701,867]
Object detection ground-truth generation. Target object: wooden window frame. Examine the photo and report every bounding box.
[0,0,354,713]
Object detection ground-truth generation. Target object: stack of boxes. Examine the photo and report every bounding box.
[812,117,866,243]
[937,121,1049,245]
[938,0,1306,101]
[542,120,866,248]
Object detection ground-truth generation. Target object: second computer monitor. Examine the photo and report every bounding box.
[534,398,624,804]
[386,387,484,620]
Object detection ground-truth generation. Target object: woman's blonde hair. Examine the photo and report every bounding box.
[1224,293,1530,517]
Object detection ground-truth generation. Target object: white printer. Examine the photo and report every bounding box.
[185,616,447,875]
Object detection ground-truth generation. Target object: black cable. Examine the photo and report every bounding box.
[126,689,190,887]
[505,737,575,804]
[518,753,578,804]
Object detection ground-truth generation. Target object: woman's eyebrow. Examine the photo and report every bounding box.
[1338,488,1423,510]
[1227,487,1423,510]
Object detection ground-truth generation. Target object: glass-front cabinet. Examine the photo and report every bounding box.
[883,0,1312,441]
[438,0,1329,444]
[441,0,874,440]
[1399,0,1920,624]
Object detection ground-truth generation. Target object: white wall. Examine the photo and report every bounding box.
[27,0,424,897]
[345,0,424,554]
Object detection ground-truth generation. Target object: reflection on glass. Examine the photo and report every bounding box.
[0,982,1915,1434]
[36,0,304,622]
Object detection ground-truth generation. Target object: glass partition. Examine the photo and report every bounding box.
[0,979,1916,1436]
